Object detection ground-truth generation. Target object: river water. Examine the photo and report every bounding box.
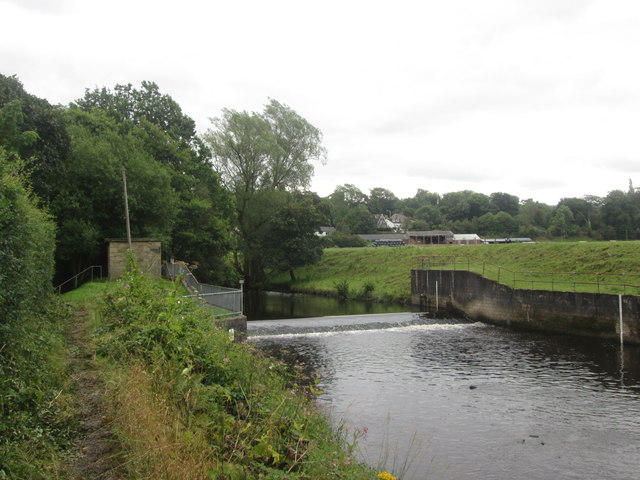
[247,296,640,480]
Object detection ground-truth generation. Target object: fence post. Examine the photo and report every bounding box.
[619,294,624,345]
[497,267,501,283]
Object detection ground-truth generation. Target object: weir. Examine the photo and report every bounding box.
[411,268,640,344]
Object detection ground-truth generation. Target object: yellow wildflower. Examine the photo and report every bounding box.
[377,472,397,480]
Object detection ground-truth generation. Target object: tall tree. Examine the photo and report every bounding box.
[0,74,70,200]
[548,205,576,239]
[204,99,326,283]
[51,108,179,278]
[75,81,197,144]
[601,189,640,240]
[337,204,377,234]
[368,187,399,214]
[262,194,324,281]
[490,192,519,216]
[74,82,234,283]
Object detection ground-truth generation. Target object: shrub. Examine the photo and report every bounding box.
[359,281,376,299]
[326,231,367,248]
[0,150,68,478]
[334,279,350,300]
[0,150,55,329]
[95,260,375,479]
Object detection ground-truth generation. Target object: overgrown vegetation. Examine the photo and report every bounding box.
[267,241,640,302]
[80,260,376,479]
[1,149,75,478]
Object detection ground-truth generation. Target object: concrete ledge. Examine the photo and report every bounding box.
[412,269,640,344]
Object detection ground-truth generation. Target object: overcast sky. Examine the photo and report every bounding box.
[2,0,639,205]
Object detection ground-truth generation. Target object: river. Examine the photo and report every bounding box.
[246,294,640,479]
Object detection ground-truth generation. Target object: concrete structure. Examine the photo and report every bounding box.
[107,238,161,279]
[452,233,483,245]
[408,230,454,245]
[412,269,640,344]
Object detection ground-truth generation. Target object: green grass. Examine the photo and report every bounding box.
[266,241,640,301]
[0,297,77,479]
[79,261,378,479]
[61,279,109,304]
[62,278,232,313]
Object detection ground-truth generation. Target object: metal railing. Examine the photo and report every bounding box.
[56,266,103,294]
[413,255,640,295]
[163,261,243,315]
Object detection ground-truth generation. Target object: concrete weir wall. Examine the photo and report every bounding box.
[412,269,640,344]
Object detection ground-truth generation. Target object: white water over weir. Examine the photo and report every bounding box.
[249,312,640,480]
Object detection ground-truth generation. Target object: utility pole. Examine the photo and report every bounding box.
[122,166,132,250]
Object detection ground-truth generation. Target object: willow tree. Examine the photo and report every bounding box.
[204,99,327,283]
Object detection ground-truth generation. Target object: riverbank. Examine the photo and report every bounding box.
[58,264,377,479]
[265,241,640,303]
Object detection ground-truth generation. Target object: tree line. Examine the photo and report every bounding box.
[2,73,639,288]
[316,183,640,243]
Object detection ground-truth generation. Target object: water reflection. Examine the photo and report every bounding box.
[243,290,413,321]
[250,314,640,480]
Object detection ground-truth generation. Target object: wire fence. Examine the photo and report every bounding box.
[413,255,640,296]
[56,266,103,294]
[163,261,243,315]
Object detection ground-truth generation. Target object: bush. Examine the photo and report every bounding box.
[325,231,367,248]
[95,260,375,479]
[0,150,55,328]
[358,281,376,299]
[0,150,69,478]
[334,279,350,300]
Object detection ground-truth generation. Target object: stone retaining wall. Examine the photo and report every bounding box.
[107,239,161,279]
[412,269,640,344]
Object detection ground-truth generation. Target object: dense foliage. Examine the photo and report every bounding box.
[204,99,327,284]
[322,183,640,242]
[3,71,640,287]
[1,75,236,285]
[0,148,55,325]
[1,149,74,478]
[92,260,374,479]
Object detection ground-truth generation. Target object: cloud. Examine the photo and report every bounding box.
[595,157,640,173]
[2,0,640,206]
[1,0,72,14]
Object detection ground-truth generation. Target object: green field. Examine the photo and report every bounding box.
[266,241,640,302]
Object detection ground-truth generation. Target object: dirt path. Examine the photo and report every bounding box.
[67,307,125,479]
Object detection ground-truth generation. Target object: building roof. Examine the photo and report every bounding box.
[408,230,454,236]
[453,234,482,241]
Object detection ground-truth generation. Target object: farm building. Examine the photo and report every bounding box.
[407,230,454,245]
[452,233,483,245]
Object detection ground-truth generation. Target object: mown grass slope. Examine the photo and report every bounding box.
[267,241,640,301]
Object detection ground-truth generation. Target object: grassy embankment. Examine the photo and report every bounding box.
[60,263,380,480]
[266,241,640,302]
